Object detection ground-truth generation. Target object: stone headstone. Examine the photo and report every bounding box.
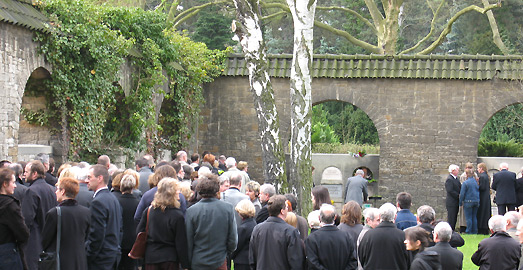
[321,167,343,205]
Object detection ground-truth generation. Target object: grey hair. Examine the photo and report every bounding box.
[434,222,452,242]
[499,162,509,170]
[35,153,50,164]
[8,163,23,176]
[417,205,436,223]
[75,167,89,181]
[448,164,459,173]
[319,204,336,224]
[218,175,230,184]
[225,157,236,168]
[260,183,276,197]
[120,174,136,193]
[363,207,380,224]
[504,211,521,226]
[229,173,243,186]
[355,169,364,176]
[489,215,507,232]
[379,203,397,222]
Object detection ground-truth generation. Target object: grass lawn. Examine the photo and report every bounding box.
[458,234,490,270]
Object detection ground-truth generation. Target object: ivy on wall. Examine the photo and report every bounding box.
[34,0,229,160]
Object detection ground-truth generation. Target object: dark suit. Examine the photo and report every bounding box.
[45,172,57,186]
[305,225,357,270]
[445,174,461,231]
[255,203,269,224]
[26,178,57,270]
[471,231,520,269]
[230,217,256,270]
[358,221,409,270]
[86,188,123,270]
[115,193,139,270]
[77,182,94,208]
[41,199,91,270]
[425,242,463,270]
[492,169,517,215]
[418,223,464,248]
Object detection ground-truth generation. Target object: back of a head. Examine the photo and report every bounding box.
[465,168,475,178]
[8,163,23,177]
[225,157,236,168]
[236,199,256,219]
[341,200,362,226]
[229,173,242,186]
[149,165,176,188]
[170,161,182,174]
[285,212,298,227]
[196,173,220,198]
[379,203,397,222]
[489,215,507,233]
[267,194,287,217]
[203,154,215,164]
[320,204,336,224]
[237,161,248,171]
[152,177,180,210]
[58,177,80,199]
[500,162,509,170]
[35,153,50,164]
[260,183,276,197]
[183,165,194,180]
[312,185,331,210]
[97,155,110,167]
[284,193,298,212]
[396,192,412,210]
[120,174,137,193]
[190,153,199,163]
[135,158,148,169]
[417,205,436,224]
[434,222,452,242]
[176,151,187,161]
[355,169,364,176]
[505,211,521,227]
[448,164,458,173]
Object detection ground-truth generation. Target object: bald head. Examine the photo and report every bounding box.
[319,204,336,225]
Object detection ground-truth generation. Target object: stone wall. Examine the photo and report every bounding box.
[200,76,523,217]
[0,22,50,161]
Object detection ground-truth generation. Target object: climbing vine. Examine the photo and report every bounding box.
[34,0,228,160]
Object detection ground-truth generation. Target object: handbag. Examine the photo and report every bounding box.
[129,206,151,259]
[39,206,61,270]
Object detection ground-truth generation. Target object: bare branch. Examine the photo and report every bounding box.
[365,0,384,27]
[418,3,499,55]
[316,6,377,34]
[481,0,509,55]
[400,0,445,55]
[314,20,382,54]
[169,0,229,28]
[261,10,287,21]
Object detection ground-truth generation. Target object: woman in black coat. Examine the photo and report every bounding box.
[136,177,189,270]
[477,163,492,235]
[0,168,29,270]
[41,177,91,270]
[404,226,441,270]
[117,174,140,270]
[231,199,257,270]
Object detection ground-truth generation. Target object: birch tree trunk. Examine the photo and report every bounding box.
[286,0,316,215]
[232,0,288,190]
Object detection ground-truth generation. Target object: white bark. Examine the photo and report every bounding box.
[286,0,316,215]
[232,0,288,188]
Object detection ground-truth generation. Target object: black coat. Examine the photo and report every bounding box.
[492,169,517,205]
[115,193,139,250]
[86,188,123,265]
[76,183,93,208]
[516,177,523,207]
[445,174,461,207]
[471,231,520,270]
[410,250,441,270]
[255,203,269,224]
[45,172,57,186]
[305,225,357,270]
[358,221,409,270]
[136,206,189,268]
[478,172,492,232]
[418,223,464,248]
[425,242,463,270]
[0,194,29,245]
[230,217,256,265]
[26,178,57,270]
[41,200,91,270]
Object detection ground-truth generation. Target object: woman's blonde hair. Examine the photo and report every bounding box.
[285,212,297,228]
[151,177,180,211]
[120,174,137,194]
[148,165,176,188]
[123,169,140,189]
[178,181,193,201]
[235,199,255,219]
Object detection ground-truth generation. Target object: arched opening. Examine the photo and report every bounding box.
[478,103,523,158]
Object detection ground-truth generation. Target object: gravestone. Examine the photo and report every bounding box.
[321,166,344,213]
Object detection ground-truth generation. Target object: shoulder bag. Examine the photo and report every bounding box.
[129,206,151,259]
[39,206,61,270]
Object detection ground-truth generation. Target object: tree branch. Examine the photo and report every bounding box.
[314,20,381,54]
[365,0,384,27]
[261,10,287,21]
[418,3,499,55]
[400,0,445,55]
[316,6,377,34]
[481,0,508,55]
[169,0,229,28]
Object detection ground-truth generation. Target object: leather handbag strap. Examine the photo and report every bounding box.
[145,206,151,234]
[56,206,61,270]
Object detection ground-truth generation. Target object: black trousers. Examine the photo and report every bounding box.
[447,205,459,231]
[497,204,516,215]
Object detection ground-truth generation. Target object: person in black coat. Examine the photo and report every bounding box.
[135,178,189,269]
[472,215,521,269]
[425,222,463,270]
[85,165,123,270]
[305,204,357,270]
[359,203,409,270]
[255,184,274,223]
[115,175,140,270]
[404,226,441,270]
[492,163,517,215]
[231,200,257,270]
[41,177,91,270]
[416,205,464,248]
[445,164,461,231]
[24,161,57,270]
[477,163,492,235]
[0,168,30,270]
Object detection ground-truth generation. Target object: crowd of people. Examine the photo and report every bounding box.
[1,152,523,270]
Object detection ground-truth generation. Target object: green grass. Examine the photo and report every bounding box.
[458,234,490,270]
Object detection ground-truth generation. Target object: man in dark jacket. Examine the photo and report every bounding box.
[305,204,357,270]
[85,164,123,270]
[34,153,57,186]
[425,222,463,270]
[445,164,461,231]
[24,160,57,270]
[492,162,517,215]
[250,195,304,269]
[255,183,275,223]
[472,215,520,269]
[358,203,409,270]
[135,158,152,194]
[416,205,464,248]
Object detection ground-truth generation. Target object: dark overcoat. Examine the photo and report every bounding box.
[41,199,91,270]
[115,193,139,251]
[305,225,357,270]
[230,217,256,266]
[492,169,517,205]
[471,231,520,269]
[477,171,492,232]
[358,221,409,270]
[425,242,463,270]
